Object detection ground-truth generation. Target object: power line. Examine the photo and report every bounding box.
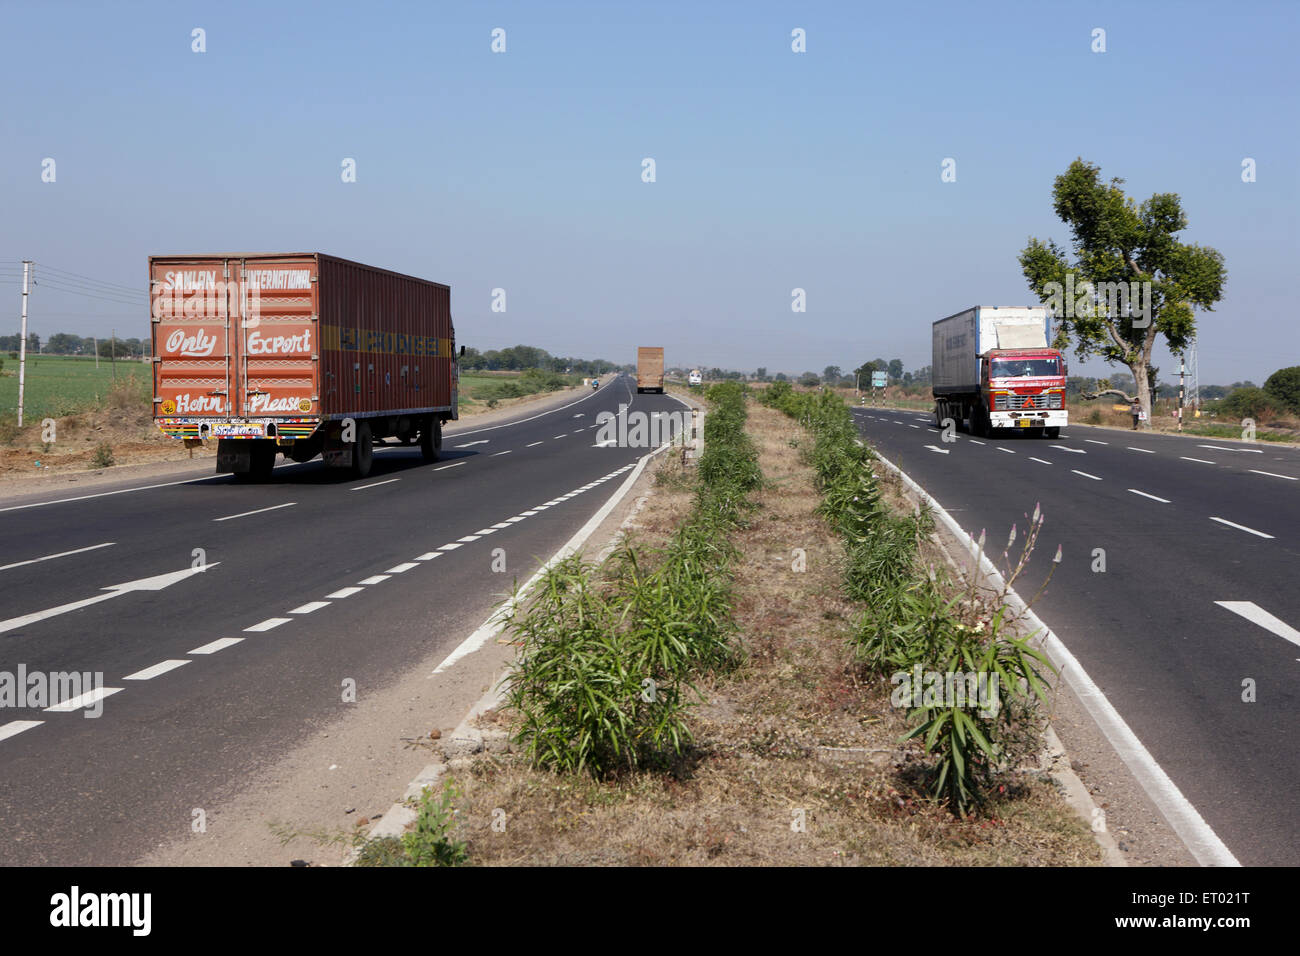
[33,262,148,297]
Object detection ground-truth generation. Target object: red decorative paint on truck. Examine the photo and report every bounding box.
[151,253,458,480]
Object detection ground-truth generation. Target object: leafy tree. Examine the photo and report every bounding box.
[887,358,903,380]
[823,365,843,384]
[755,367,767,382]
[1263,366,1300,414]
[774,372,788,382]
[798,371,820,387]
[1020,158,1226,426]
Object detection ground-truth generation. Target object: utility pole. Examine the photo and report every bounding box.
[111,328,116,380]
[1178,353,1185,432]
[17,261,31,427]
[93,336,99,369]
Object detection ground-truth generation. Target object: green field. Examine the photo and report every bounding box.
[0,354,150,422]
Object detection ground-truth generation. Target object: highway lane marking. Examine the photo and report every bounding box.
[1209,517,1274,539]
[290,601,332,613]
[968,439,985,445]
[0,720,43,742]
[1249,469,1297,481]
[1180,456,1216,464]
[414,553,442,561]
[350,479,400,491]
[908,424,921,429]
[456,534,481,542]
[506,516,526,523]
[326,586,365,598]
[1198,444,1263,454]
[433,462,464,471]
[359,575,391,584]
[454,440,489,448]
[1050,445,1086,454]
[45,687,122,713]
[491,450,512,456]
[1126,447,1155,454]
[214,502,297,520]
[0,475,225,514]
[245,618,292,632]
[1128,489,1171,503]
[520,510,540,516]
[594,440,616,447]
[997,447,1015,454]
[124,659,190,681]
[189,637,244,654]
[1084,439,1109,445]
[1029,457,1052,465]
[473,527,497,535]
[445,381,617,437]
[386,562,417,572]
[0,541,115,573]
[553,434,568,439]
[438,543,464,551]
[573,413,585,418]
[1215,602,1300,648]
[0,564,218,636]
[490,521,512,529]
[1072,470,1102,480]
[526,441,544,447]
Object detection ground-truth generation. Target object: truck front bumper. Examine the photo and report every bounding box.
[989,410,1067,430]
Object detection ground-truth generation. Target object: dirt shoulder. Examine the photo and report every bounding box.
[433,400,1105,865]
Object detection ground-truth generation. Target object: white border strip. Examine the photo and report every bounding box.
[870,446,1240,867]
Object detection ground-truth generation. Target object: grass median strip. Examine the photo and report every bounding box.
[355,384,1100,866]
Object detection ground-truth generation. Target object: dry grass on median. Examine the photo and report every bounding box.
[445,401,1103,866]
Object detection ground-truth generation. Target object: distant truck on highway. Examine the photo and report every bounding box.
[150,253,459,481]
[637,346,665,393]
[932,306,1067,438]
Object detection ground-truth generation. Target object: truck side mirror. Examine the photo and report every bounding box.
[459,345,465,357]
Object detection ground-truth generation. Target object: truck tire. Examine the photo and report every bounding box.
[1044,426,1060,439]
[351,421,374,479]
[420,417,441,463]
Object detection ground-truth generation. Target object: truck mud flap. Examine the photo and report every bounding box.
[322,431,352,468]
[216,439,251,474]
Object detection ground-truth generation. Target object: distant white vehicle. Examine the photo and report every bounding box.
[688,369,702,386]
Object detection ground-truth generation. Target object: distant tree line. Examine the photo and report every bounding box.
[461,345,623,376]
[0,332,144,357]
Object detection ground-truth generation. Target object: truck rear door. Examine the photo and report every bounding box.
[235,258,318,419]
[152,258,235,421]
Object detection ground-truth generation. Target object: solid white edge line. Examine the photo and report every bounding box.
[1214,601,1300,647]
[431,441,679,677]
[124,659,191,681]
[870,446,1241,867]
[1208,517,1274,539]
[0,541,116,573]
[1128,489,1171,503]
[214,502,297,521]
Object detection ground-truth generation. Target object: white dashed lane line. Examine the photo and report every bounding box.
[1250,470,1296,481]
[214,502,297,521]
[526,441,543,447]
[0,541,115,573]
[351,479,399,491]
[1215,601,1300,648]
[1181,456,1216,465]
[1127,447,1155,454]
[290,601,332,614]
[439,543,463,552]
[386,563,419,573]
[124,659,190,681]
[0,720,43,741]
[433,462,464,471]
[1128,489,1171,503]
[998,447,1015,454]
[1029,457,1052,465]
[189,637,244,654]
[45,687,122,713]
[325,587,365,598]
[1072,470,1102,481]
[492,450,512,456]
[1209,517,1274,539]
[245,618,292,632]
[1084,439,1109,445]
[414,553,442,561]
[358,575,390,585]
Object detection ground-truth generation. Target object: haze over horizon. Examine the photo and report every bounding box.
[2,0,1295,385]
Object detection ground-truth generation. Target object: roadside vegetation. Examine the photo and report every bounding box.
[400,383,1100,866]
[459,368,585,410]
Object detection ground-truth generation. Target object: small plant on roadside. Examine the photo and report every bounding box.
[401,780,469,867]
[91,441,115,468]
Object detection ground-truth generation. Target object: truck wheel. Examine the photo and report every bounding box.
[420,417,441,462]
[351,422,374,479]
[1044,426,1060,439]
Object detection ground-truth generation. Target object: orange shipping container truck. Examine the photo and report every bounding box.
[636,346,665,393]
[151,253,459,480]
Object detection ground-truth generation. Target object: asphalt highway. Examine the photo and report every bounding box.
[0,374,685,864]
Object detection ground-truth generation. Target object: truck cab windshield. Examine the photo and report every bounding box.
[991,358,1059,378]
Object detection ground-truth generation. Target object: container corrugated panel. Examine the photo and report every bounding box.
[151,254,455,430]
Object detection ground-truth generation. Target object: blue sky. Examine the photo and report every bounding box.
[2,0,1296,384]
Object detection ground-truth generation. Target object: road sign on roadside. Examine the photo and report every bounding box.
[870,371,887,388]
